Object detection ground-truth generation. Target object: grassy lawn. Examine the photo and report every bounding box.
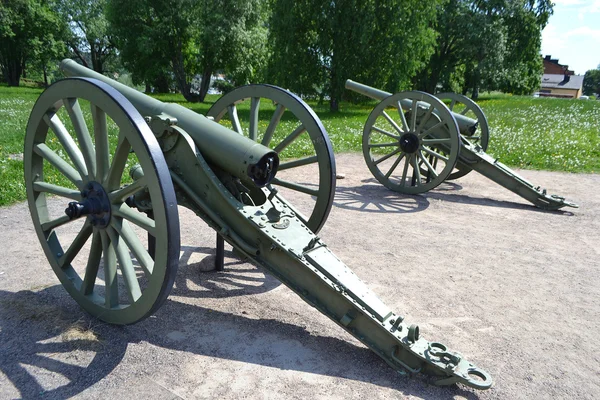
[2,83,599,206]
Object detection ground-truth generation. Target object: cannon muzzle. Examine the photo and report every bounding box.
[345,79,478,135]
[59,59,278,187]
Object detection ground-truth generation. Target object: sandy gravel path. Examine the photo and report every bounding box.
[1,153,598,399]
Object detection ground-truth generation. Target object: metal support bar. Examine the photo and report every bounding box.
[456,143,578,210]
[215,233,224,271]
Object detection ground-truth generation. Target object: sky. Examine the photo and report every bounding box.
[541,0,600,75]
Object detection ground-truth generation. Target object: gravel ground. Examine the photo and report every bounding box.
[1,153,598,399]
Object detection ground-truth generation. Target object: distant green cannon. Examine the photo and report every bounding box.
[24,60,492,390]
[346,80,578,210]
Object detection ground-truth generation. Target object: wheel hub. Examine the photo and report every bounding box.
[399,133,420,154]
[65,181,111,228]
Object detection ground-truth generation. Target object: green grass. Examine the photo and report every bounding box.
[1,84,599,206]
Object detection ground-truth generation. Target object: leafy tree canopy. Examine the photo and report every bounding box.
[268,0,440,112]
[0,0,68,86]
[583,68,600,97]
[107,0,268,101]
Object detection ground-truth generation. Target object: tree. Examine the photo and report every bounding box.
[0,0,67,86]
[583,68,600,97]
[55,0,116,73]
[416,0,553,98]
[498,0,553,95]
[268,0,440,112]
[107,0,269,101]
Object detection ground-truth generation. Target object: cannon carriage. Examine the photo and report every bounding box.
[23,60,492,390]
[345,80,578,211]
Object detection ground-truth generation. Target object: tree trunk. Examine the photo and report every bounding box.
[198,68,212,102]
[153,73,170,93]
[6,60,22,86]
[43,65,49,87]
[171,38,201,102]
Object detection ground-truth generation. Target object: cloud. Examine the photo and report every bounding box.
[542,24,567,52]
[565,26,600,43]
[553,0,600,12]
[552,0,585,5]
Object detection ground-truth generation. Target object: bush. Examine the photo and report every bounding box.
[213,79,235,94]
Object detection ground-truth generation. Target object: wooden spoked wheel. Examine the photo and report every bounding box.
[207,84,336,233]
[362,91,461,194]
[435,92,490,180]
[24,78,180,324]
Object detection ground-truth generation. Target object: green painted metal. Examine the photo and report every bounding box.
[434,92,490,180]
[24,78,180,324]
[24,61,494,390]
[59,59,278,188]
[362,91,461,194]
[207,84,336,233]
[346,80,578,210]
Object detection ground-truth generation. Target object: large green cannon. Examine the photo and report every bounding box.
[346,80,578,210]
[24,60,492,390]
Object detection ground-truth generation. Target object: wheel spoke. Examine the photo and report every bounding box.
[373,147,401,165]
[460,105,471,115]
[33,181,81,200]
[92,105,110,183]
[400,155,411,187]
[385,152,406,178]
[59,222,93,268]
[417,152,439,178]
[43,113,88,179]
[372,125,400,140]
[34,143,83,188]
[111,218,154,276]
[41,215,72,233]
[411,155,422,186]
[100,230,119,308]
[262,103,285,146]
[64,98,96,180]
[105,135,131,190]
[273,124,306,153]
[81,231,102,295]
[410,100,418,131]
[449,99,456,111]
[271,177,319,196]
[108,177,147,203]
[249,97,260,141]
[228,105,243,134]
[369,142,398,149]
[107,227,142,303]
[112,203,156,235]
[421,145,449,162]
[278,155,318,171]
[415,104,435,135]
[382,110,404,134]
[418,120,445,139]
[397,101,409,132]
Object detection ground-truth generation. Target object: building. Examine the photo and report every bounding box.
[540,74,584,98]
[543,55,574,75]
[540,55,584,98]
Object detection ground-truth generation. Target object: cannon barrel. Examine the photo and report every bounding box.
[59,59,278,187]
[345,79,478,135]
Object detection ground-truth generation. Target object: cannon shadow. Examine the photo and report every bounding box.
[350,178,575,215]
[0,273,482,400]
[333,183,430,214]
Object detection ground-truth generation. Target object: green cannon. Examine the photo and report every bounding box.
[345,80,578,210]
[24,60,492,390]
